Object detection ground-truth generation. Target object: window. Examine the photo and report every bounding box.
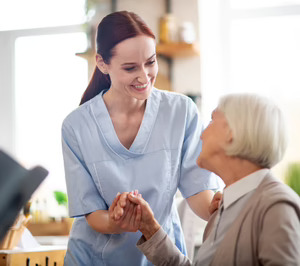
[199,0,300,178]
[15,32,88,192]
[0,0,85,31]
[0,0,88,206]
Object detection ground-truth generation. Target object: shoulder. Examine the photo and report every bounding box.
[153,88,192,104]
[257,174,300,213]
[62,94,100,130]
[152,88,197,113]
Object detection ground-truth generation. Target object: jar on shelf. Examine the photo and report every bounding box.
[179,21,196,44]
[159,13,177,43]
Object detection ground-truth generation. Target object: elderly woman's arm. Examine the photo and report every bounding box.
[258,202,300,265]
[128,193,192,266]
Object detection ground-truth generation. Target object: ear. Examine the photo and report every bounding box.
[226,129,233,144]
[96,54,109,75]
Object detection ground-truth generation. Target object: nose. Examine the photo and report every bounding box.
[200,133,203,140]
[200,128,206,140]
[137,67,149,84]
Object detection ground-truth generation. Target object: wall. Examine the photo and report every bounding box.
[0,31,15,155]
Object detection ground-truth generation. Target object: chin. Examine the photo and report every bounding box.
[133,86,153,100]
[196,156,203,168]
[197,155,209,171]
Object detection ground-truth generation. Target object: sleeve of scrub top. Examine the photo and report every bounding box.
[178,98,219,198]
[61,121,108,217]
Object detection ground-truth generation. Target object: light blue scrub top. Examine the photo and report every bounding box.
[62,88,219,265]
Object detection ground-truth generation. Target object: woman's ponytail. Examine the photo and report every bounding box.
[79,67,111,105]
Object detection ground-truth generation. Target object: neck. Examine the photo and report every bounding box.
[210,156,263,187]
[103,88,146,115]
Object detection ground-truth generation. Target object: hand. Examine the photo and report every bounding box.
[208,191,222,215]
[128,193,160,240]
[109,192,141,233]
[112,190,140,220]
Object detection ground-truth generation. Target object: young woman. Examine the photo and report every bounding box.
[61,11,219,265]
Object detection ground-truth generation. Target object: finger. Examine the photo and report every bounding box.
[110,193,120,211]
[128,192,144,205]
[128,203,139,231]
[119,201,134,230]
[214,191,223,201]
[134,204,141,229]
[209,201,219,215]
[114,204,125,220]
[118,192,128,208]
[109,193,121,219]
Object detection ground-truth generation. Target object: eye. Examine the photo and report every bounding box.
[124,66,136,72]
[147,59,156,66]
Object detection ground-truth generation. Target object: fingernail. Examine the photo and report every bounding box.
[117,192,120,196]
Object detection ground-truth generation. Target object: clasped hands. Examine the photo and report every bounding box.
[108,190,158,239]
[109,190,222,240]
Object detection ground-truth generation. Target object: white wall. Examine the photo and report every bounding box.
[0,31,15,155]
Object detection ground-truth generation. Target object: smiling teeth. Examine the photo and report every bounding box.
[135,84,148,89]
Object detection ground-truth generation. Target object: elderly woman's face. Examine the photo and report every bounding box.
[197,109,232,170]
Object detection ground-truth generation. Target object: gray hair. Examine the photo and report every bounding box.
[217,93,287,168]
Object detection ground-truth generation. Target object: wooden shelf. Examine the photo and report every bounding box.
[26,219,73,236]
[156,42,200,58]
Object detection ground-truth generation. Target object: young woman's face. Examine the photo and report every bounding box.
[105,35,158,100]
[197,109,232,170]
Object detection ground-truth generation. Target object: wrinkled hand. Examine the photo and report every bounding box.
[208,191,222,215]
[109,191,141,233]
[127,192,160,240]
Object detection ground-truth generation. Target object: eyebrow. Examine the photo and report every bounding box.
[121,53,156,66]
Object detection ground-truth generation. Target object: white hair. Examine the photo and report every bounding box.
[217,93,287,168]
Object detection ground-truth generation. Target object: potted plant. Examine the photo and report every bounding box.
[285,162,300,196]
[54,191,73,234]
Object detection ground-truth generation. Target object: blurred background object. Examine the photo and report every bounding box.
[0,150,48,245]
[285,162,300,196]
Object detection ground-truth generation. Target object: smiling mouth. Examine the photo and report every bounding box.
[134,83,148,89]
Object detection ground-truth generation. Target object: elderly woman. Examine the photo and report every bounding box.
[114,93,300,265]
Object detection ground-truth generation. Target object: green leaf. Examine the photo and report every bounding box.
[285,163,300,196]
[54,191,68,207]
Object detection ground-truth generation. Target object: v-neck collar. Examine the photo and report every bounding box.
[90,88,161,160]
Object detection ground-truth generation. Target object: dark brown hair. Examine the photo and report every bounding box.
[80,11,156,105]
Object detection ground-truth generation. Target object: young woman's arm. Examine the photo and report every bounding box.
[85,193,140,234]
[186,190,215,221]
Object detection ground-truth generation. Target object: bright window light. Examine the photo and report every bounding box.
[229,16,300,100]
[15,32,88,192]
[0,0,86,31]
[230,0,300,9]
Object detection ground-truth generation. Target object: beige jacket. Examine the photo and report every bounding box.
[137,173,300,266]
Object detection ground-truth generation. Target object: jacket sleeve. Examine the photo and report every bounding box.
[258,202,300,266]
[137,227,192,266]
